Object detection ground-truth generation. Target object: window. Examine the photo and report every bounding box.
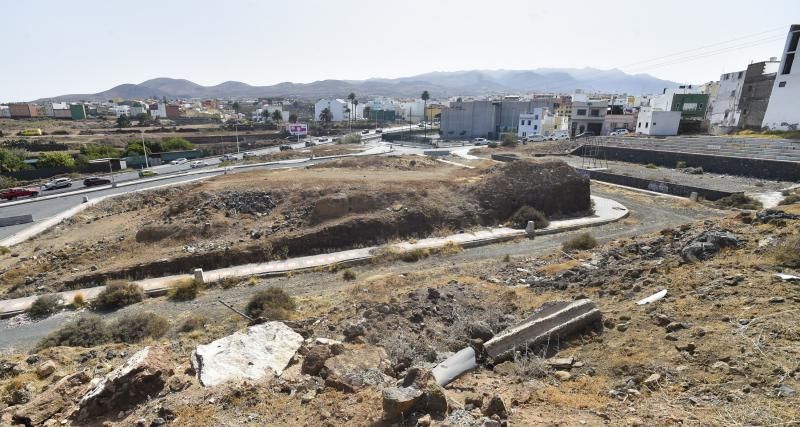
[738,71,743,79]
[653,122,657,126]
[534,115,538,120]
[779,81,787,87]
[590,109,600,117]
[743,109,748,115]
[724,111,729,119]
[724,74,729,80]
[534,125,538,130]
[645,122,649,128]
[789,31,800,52]
[748,85,753,92]
[576,109,587,116]
[782,53,795,75]
[527,120,531,125]
[638,121,641,128]
[731,90,736,97]
[520,120,525,126]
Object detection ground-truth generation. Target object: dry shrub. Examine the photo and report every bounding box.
[774,234,800,268]
[715,193,763,210]
[342,269,357,281]
[169,278,203,301]
[431,241,463,256]
[36,315,110,350]
[110,312,169,343]
[179,314,207,333]
[246,288,296,319]
[401,248,430,262]
[71,293,86,308]
[508,205,550,229]
[0,246,10,255]
[562,233,598,251]
[28,294,62,318]
[93,282,144,310]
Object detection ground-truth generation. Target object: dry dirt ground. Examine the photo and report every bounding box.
[0,156,589,298]
[0,198,798,426]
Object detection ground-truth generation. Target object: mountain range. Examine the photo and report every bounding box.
[37,68,680,102]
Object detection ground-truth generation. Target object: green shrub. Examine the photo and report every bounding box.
[500,133,517,147]
[774,235,800,268]
[28,294,62,318]
[342,269,357,281]
[169,278,203,301]
[178,314,207,333]
[35,315,110,350]
[487,141,499,148]
[676,160,687,169]
[36,152,75,169]
[508,206,550,229]
[246,288,296,319]
[715,193,763,210]
[562,233,598,251]
[93,282,144,310]
[110,312,169,343]
[0,246,10,255]
[645,163,658,169]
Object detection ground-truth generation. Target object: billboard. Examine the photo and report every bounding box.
[288,123,308,136]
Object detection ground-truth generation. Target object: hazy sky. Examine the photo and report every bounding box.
[2,0,798,101]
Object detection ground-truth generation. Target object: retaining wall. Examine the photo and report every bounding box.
[573,145,800,181]
[578,168,734,200]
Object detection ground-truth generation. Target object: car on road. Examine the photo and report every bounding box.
[83,176,112,187]
[0,187,39,200]
[42,178,72,190]
[609,129,629,136]
[285,135,305,140]
[279,145,293,151]
[361,130,371,135]
[305,141,317,147]
[243,151,257,159]
[375,128,383,133]
[547,132,570,141]
[221,154,238,161]
[138,170,158,178]
[473,138,489,145]
[170,158,188,165]
[418,123,425,128]
[524,135,545,143]
[190,160,210,168]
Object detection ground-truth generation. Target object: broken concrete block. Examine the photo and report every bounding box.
[192,321,303,387]
[484,299,601,361]
[547,357,574,369]
[432,346,478,387]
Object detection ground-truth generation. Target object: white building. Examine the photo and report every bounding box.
[314,99,348,122]
[130,105,147,117]
[110,105,131,117]
[636,107,680,136]
[399,100,425,121]
[762,25,800,130]
[650,86,704,111]
[517,108,554,137]
[709,70,746,127]
[149,103,167,119]
[0,105,10,118]
[255,105,288,122]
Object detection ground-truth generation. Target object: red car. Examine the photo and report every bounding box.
[0,187,40,200]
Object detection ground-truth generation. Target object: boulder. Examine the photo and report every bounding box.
[323,346,393,392]
[192,321,304,387]
[467,321,494,341]
[302,345,333,376]
[481,395,508,419]
[311,192,350,223]
[75,346,173,420]
[13,372,91,426]
[343,323,366,343]
[681,231,739,262]
[382,387,423,420]
[36,360,57,379]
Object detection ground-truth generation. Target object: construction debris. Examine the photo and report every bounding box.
[636,289,668,305]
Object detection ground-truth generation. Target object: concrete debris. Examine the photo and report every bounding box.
[432,347,479,387]
[322,346,394,393]
[637,289,668,305]
[12,372,91,426]
[192,321,304,387]
[775,273,800,281]
[484,299,601,361]
[553,371,572,381]
[681,230,739,262]
[547,357,575,369]
[76,346,173,420]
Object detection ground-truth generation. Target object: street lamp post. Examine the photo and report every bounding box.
[235,123,240,153]
[140,130,149,169]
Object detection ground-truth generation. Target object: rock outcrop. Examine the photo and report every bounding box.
[192,321,304,387]
[12,372,91,426]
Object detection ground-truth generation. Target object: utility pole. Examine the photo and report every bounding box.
[235,123,240,153]
[141,130,149,169]
[108,158,116,187]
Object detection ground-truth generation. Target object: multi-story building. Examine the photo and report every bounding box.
[570,97,607,137]
[636,107,681,136]
[762,24,800,130]
[651,86,709,120]
[149,103,167,119]
[710,59,780,133]
[70,104,87,120]
[165,104,181,119]
[110,105,131,117]
[601,113,637,135]
[314,99,348,122]
[0,106,10,118]
[518,108,546,138]
[440,99,556,139]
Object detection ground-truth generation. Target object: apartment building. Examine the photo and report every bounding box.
[762,24,800,130]
[709,59,780,133]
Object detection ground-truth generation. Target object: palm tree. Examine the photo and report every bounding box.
[288,113,298,123]
[347,93,356,132]
[271,110,283,122]
[353,99,359,121]
[319,107,333,126]
[421,90,430,137]
[261,109,270,123]
[363,106,372,122]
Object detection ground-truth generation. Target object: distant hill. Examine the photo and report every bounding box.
[36,68,681,102]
